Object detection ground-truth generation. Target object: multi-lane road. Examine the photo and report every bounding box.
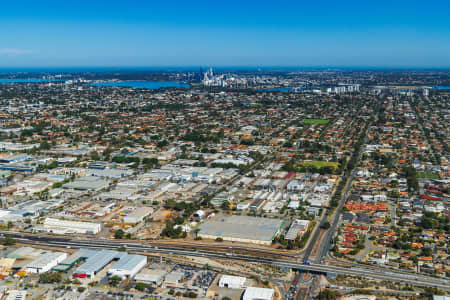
[304,120,373,265]
[5,233,449,291]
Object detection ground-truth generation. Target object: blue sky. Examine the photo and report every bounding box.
[0,0,449,67]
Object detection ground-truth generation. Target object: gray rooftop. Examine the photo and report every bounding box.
[59,248,97,266]
[74,250,125,275]
[198,215,284,242]
[63,176,109,191]
[109,254,146,271]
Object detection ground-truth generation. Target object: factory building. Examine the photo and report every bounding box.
[0,154,31,163]
[52,249,97,272]
[73,250,126,278]
[26,251,68,274]
[36,218,101,235]
[198,215,284,245]
[243,287,274,300]
[285,220,310,241]
[135,269,167,285]
[218,275,247,289]
[63,176,109,191]
[107,254,147,279]
[72,249,147,279]
[122,207,153,224]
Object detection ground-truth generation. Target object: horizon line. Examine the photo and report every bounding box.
[0,65,450,71]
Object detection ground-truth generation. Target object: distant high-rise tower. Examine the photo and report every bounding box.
[199,67,204,81]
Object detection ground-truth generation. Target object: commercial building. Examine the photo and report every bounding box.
[86,168,133,179]
[243,287,274,300]
[135,269,167,285]
[122,207,153,224]
[72,249,146,279]
[0,163,35,173]
[26,251,68,274]
[250,198,266,211]
[36,218,101,235]
[0,154,30,163]
[197,215,284,245]
[53,249,97,272]
[218,275,246,289]
[63,176,109,191]
[164,271,185,286]
[285,220,310,240]
[107,254,147,279]
[74,250,126,278]
[5,290,27,300]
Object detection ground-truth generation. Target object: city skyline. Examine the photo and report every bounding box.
[0,0,450,68]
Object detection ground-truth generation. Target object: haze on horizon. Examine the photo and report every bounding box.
[1,0,449,68]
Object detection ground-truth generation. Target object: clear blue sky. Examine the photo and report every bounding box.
[0,0,449,68]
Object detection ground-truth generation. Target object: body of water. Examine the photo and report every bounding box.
[432,85,450,90]
[256,88,293,92]
[0,78,61,83]
[90,81,190,89]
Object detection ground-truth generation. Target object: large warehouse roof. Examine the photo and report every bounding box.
[41,218,101,234]
[109,254,146,272]
[26,252,67,270]
[243,287,274,300]
[63,176,109,191]
[198,215,283,243]
[74,250,125,275]
[219,275,246,288]
[59,248,97,266]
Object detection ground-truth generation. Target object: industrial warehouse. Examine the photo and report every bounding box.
[25,251,67,274]
[197,215,284,245]
[34,218,101,235]
[70,249,147,279]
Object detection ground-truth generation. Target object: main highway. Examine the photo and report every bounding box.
[303,119,373,265]
[5,233,449,291]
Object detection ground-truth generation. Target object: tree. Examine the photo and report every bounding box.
[135,282,147,292]
[317,289,341,300]
[157,140,168,148]
[164,199,176,209]
[39,140,51,150]
[221,200,232,210]
[39,272,62,284]
[321,221,331,229]
[91,151,100,161]
[114,229,125,239]
[183,291,197,298]
[143,157,158,167]
[109,275,122,287]
[1,235,16,246]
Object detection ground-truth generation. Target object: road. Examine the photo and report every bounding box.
[6,233,449,291]
[302,210,326,262]
[311,121,373,264]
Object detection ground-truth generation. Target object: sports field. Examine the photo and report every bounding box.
[417,172,438,179]
[304,119,329,125]
[298,161,339,170]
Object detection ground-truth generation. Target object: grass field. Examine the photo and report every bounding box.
[417,172,439,179]
[298,161,339,170]
[304,119,329,125]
